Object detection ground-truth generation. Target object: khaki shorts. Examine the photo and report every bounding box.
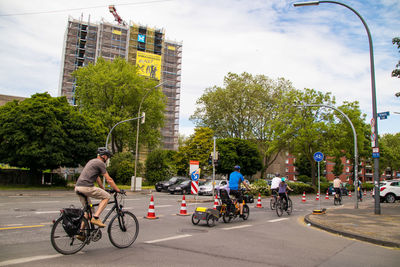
[75,186,111,210]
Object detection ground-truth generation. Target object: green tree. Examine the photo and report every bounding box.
[216,138,262,178]
[108,152,143,185]
[289,88,336,185]
[190,72,297,177]
[175,127,214,176]
[73,57,166,153]
[0,93,105,184]
[332,156,344,177]
[380,133,400,178]
[145,149,177,184]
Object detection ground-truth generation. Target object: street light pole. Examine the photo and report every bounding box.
[294,1,380,214]
[296,103,359,209]
[133,82,165,191]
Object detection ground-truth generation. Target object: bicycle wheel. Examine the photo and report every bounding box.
[286,199,292,215]
[108,211,139,249]
[242,205,250,220]
[276,201,283,217]
[270,198,276,210]
[222,212,232,223]
[50,216,89,255]
[191,213,200,225]
[206,214,216,227]
[334,196,339,206]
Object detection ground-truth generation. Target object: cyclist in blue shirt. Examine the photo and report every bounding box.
[229,165,250,218]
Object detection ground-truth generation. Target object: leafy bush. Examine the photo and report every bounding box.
[248,179,270,196]
[108,152,142,185]
[288,182,315,194]
[297,175,311,184]
[145,149,177,185]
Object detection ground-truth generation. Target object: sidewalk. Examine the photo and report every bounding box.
[305,199,400,248]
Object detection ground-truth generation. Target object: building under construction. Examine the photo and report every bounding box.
[58,15,182,150]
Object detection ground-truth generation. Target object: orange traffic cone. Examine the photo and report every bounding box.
[213,194,219,210]
[177,195,190,216]
[316,192,320,201]
[325,190,329,200]
[144,195,159,219]
[370,189,373,196]
[255,193,262,208]
[302,192,306,202]
[363,189,366,196]
[349,191,352,197]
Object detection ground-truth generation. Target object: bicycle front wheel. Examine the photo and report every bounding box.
[50,216,89,255]
[276,201,283,217]
[108,211,139,248]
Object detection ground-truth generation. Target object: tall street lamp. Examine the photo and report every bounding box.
[294,1,380,214]
[295,103,359,208]
[133,82,165,191]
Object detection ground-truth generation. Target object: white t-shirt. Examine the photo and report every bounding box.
[271,177,281,189]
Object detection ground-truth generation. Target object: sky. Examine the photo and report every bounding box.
[0,0,399,138]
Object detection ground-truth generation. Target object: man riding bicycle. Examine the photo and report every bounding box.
[75,147,122,228]
[228,165,250,218]
[271,173,281,198]
[278,177,293,210]
[333,176,342,199]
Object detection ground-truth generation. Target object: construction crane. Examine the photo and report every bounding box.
[108,5,127,26]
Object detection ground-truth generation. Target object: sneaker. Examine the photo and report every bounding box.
[91,218,106,227]
[76,234,86,242]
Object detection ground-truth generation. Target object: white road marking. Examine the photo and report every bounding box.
[268,218,289,223]
[0,254,62,266]
[31,201,60,204]
[35,211,59,214]
[155,205,173,208]
[221,224,252,230]
[145,234,192,244]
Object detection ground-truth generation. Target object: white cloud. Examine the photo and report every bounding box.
[0,0,399,136]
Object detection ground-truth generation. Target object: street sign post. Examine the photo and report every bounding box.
[313,152,324,212]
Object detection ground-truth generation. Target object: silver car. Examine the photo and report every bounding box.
[199,180,228,195]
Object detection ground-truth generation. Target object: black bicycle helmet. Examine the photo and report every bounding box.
[97,147,112,158]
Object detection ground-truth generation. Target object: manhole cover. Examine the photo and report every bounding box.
[179,228,208,233]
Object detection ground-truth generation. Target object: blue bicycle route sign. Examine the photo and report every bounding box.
[313,152,324,162]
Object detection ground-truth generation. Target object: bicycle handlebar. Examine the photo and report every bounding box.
[105,189,126,195]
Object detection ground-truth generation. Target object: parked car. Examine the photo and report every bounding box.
[168,180,191,195]
[328,184,348,196]
[199,180,228,195]
[155,176,188,192]
[376,180,400,203]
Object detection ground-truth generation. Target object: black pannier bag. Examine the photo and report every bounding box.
[244,194,254,203]
[61,207,84,237]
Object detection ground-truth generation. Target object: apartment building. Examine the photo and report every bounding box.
[58,16,181,150]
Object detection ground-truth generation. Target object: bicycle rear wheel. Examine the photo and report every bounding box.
[276,201,283,217]
[242,205,250,220]
[108,211,139,248]
[50,216,89,255]
[270,198,276,210]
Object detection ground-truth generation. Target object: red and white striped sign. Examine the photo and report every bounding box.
[191,181,199,195]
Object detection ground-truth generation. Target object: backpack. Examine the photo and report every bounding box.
[61,207,84,237]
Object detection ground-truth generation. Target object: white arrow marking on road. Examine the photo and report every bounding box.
[221,224,252,230]
[145,234,192,244]
[268,218,288,223]
[0,255,62,266]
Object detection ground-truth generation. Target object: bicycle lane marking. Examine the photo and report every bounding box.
[144,234,192,244]
[0,225,45,230]
[268,218,288,223]
[0,254,62,266]
[221,224,252,230]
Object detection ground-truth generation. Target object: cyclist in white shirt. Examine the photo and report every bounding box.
[271,173,281,198]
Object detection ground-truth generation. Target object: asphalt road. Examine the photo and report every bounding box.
[0,191,399,266]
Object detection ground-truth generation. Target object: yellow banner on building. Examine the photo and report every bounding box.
[136,51,162,80]
[112,29,122,35]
